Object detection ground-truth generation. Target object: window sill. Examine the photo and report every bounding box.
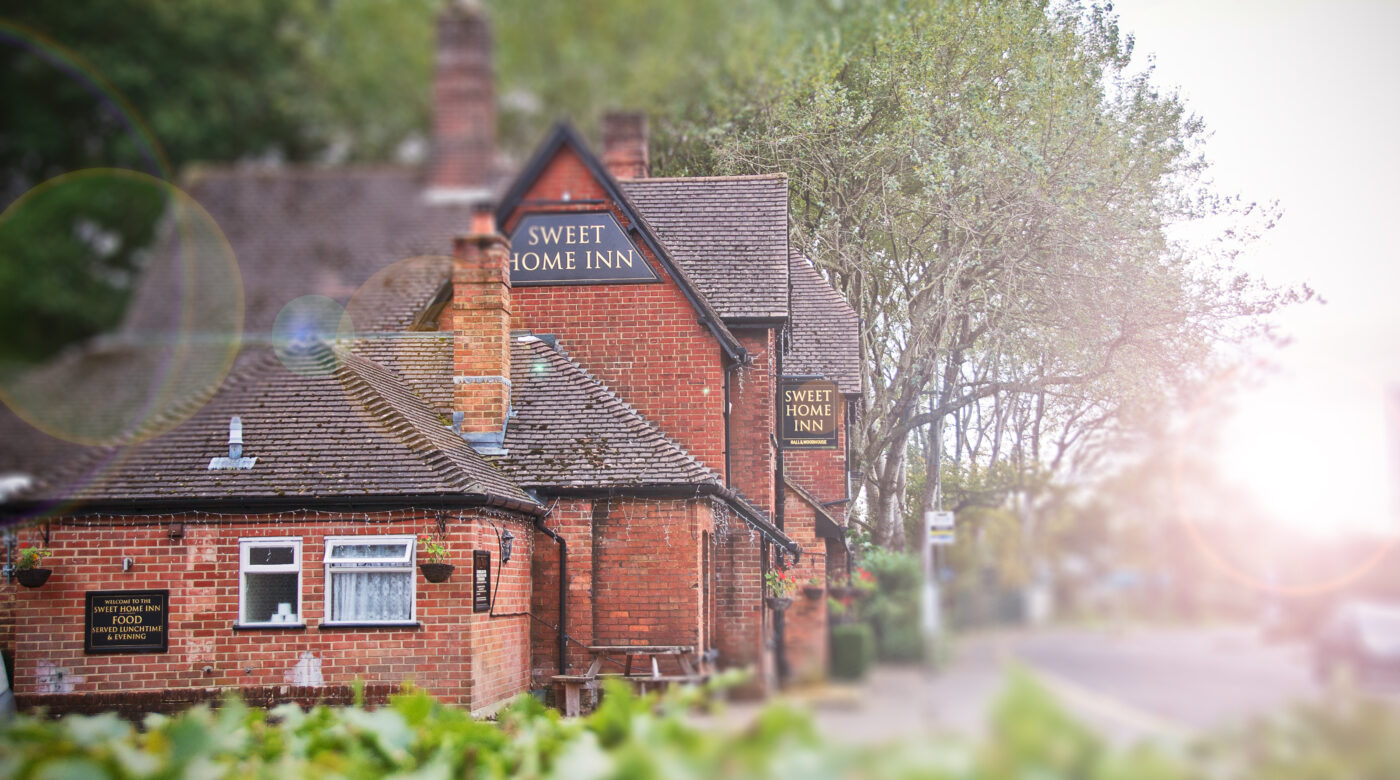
[317,622,420,630]
[233,622,306,631]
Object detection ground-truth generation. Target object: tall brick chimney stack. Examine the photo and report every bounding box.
[428,0,496,200]
[602,112,650,179]
[451,213,511,454]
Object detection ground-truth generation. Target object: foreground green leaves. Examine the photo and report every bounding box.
[2,673,1398,779]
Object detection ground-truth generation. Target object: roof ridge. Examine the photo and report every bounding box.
[628,174,788,183]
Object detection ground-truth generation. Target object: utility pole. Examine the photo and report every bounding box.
[920,400,943,666]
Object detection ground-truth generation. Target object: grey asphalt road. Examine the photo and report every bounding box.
[993,624,1323,744]
[701,623,1345,747]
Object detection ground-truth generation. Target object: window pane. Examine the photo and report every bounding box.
[244,572,299,623]
[329,542,409,560]
[330,571,412,622]
[249,546,295,566]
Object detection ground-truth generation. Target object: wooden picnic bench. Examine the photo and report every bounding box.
[552,645,710,716]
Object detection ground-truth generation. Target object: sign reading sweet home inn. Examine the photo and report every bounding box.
[780,378,839,449]
[508,212,659,285]
[84,589,169,654]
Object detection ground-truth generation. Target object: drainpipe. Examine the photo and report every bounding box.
[533,515,568,675]
[723,361,737,484]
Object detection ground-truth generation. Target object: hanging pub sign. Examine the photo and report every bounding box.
[473,550,491,613]
[84,589,168,654]
[780,377,838,449]
[508,212,659,286]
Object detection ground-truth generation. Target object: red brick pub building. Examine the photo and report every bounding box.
[0,5,859,716]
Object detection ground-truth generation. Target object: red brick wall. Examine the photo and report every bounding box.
[10,511,532,714]
[730,329,776,516]
[591,499,706,651]
[529,498,594,681]
[713,504,766,690]
[530,497,771,683]
[781,487,829,682]
[782,399,848,505]
[463,516,534,715]
[502,146,728,478]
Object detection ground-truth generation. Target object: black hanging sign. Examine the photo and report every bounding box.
[85,589,169,654]
[508,212,659,286]
[473,550,491,613]
[780,378,839,449]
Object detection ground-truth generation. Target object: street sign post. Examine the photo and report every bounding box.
[928,510,955,546]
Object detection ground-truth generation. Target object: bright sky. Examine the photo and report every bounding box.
[1114,0,1400,535]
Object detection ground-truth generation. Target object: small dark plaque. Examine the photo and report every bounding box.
[472,550,491,613]
[85,589,169,654]
[508,212,659,286]
[780,378,839,449]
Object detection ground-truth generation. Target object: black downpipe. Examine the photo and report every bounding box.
[723,361,735,485]
[773,326,789,686]
[533,515,568,675]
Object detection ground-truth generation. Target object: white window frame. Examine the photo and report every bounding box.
[237,537,303,627]
[322,535,417,625]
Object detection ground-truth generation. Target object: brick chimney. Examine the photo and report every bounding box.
[428,1,496,200]
[451,216,511,454]
[602,112,649,179]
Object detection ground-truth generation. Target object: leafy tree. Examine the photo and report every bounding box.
[694,0,1308,549]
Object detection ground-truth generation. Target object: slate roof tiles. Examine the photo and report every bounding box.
[623,175,789,322]
[787,251,861,395]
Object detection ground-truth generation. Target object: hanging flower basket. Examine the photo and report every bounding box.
[802,585,824,600]
[828,586,856,599]
[420,563,455,583]
[765,595,793,612]
[15,568,52,588]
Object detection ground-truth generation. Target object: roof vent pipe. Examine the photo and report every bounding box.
[208,416,257,470]
[228,416,243,458]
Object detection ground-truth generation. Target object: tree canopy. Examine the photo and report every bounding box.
[686,0,1307,548]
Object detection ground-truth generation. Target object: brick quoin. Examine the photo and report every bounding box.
[502,146,728,479]
[730,329,777,517]
[9,512,533,715]
[780,490,830,682]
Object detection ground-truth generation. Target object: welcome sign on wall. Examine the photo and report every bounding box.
[508,212,659,286]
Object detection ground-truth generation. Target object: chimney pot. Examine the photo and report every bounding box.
[602,112,650,179]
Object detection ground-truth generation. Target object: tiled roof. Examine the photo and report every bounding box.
[623,176,789,322]
[784,476,847,542]
[17,343,533,507]
[787,251,861,395]
[497,336,717,489]
[124,168,475,336]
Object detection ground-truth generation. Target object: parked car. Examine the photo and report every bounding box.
[1313,600,1400,689]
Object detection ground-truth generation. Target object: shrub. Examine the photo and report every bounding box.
[830,622,875,681]
[857,548,926,662]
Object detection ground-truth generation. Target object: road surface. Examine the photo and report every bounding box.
[705,623,1354,747]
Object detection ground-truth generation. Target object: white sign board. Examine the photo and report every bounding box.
[926,510,955,546]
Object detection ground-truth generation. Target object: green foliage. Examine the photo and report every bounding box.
[4,672,1400,779]
[830,623,874,681]
[858,548,926,662]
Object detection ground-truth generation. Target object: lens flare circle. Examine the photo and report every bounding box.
[1169,371,1399,597]
[0,169,244,447]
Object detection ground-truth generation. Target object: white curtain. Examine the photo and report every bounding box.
[331,570,411,621]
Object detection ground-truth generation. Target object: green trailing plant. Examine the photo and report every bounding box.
[418,535,448,565]
[14,544,51,571]
[764,568,798,599]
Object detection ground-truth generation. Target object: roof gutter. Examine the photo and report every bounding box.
[528,482,800,559]
[0,491,547,523]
